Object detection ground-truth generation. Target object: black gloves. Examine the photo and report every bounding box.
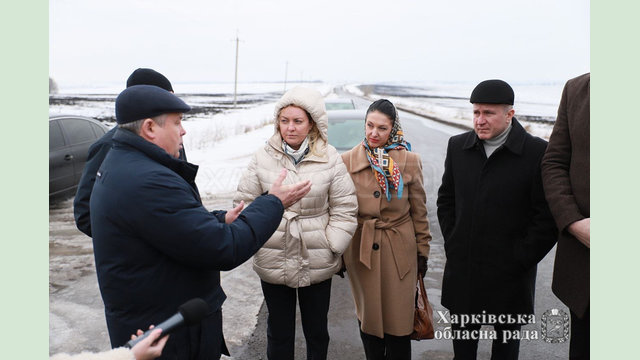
[417,255,428,278]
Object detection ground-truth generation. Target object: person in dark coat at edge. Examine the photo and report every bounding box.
[436,79,558,360]
[90,84,312,360]
[541,73,590,360]
[73,68,183,237]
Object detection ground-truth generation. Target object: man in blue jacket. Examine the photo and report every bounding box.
[74,68,183,237]
[90,84,311,359]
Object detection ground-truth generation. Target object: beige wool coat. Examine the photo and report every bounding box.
[235,86,358,288]
[341,145,431,338]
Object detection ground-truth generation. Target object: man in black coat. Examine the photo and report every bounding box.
[90,85,311,359]
[73,68,184,237]
[437,80,558,360]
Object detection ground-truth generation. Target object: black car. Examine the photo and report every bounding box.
[327,109,367,152]
[49,115,109,199]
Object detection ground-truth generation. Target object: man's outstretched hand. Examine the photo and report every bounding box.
[269,169,312,208]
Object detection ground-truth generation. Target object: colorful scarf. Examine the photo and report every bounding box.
[363,114,411,201]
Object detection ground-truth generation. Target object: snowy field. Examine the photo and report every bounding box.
[49,81,560,186]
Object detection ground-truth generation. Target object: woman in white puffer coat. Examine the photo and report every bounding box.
[234,86,358,360]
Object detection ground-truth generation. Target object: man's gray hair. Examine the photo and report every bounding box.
[119,114,168,134]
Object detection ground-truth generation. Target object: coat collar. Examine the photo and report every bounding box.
[462,117,527,156]
[345,143,407,174]
[112,128,199,183]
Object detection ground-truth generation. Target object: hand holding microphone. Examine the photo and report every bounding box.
[130,327,169,360]
[125,298,210,349]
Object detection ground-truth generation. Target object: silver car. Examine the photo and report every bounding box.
[325,98,356,111]
[327,109,367,152]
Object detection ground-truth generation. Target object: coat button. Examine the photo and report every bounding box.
[372,243,380,250]
[373,191,380,198]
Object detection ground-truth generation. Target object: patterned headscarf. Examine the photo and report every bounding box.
[363,106,411,201]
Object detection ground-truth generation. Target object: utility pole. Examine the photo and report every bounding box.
[233,30,240,108]
[283,61,288,93]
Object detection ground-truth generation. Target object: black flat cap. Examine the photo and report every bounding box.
[126,68,173,92]
[116,85,191,124]
[470,79,514,105]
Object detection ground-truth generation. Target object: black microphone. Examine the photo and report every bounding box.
[124,298,210,349]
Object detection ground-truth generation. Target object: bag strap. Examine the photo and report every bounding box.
[416,273,428,310]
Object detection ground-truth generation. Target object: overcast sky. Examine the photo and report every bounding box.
[49,0,589,87]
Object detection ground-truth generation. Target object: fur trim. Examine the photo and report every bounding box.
[273,86,328,142]
[50,347,134,360]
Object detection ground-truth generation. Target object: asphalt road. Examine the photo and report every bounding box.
[231,89,570,359]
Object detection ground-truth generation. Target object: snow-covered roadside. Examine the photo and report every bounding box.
[182,87,328,196]
[184,108,275,197]
[182,83,332,196]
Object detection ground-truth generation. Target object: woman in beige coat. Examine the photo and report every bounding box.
[341,99,431,360]
[234,86,358,360]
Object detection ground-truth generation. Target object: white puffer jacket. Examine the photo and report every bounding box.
[234,87,358,288]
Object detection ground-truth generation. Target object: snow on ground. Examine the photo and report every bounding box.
[179,82,331,196]
[183,103,276,196]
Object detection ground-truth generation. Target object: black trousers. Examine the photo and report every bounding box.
[261,279,332,360]
[570,307,590,360]
[451,322,521,360]
[358,322,411,360]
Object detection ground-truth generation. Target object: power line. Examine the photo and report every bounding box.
[233,30,240,108]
